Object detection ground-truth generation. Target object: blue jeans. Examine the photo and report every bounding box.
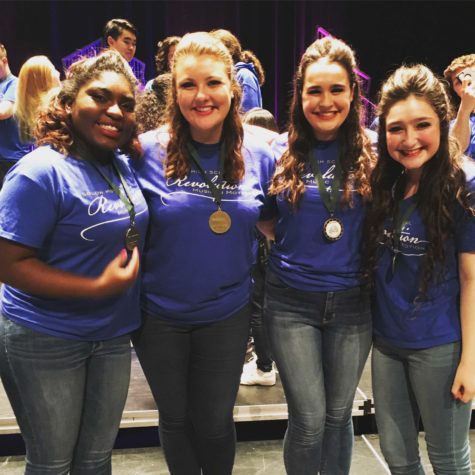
[264,270,372,475]
[372,339,472,474]
[0,315,132,475]
[132,304,250,475]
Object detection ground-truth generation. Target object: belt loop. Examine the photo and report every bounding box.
[323,291,335,323]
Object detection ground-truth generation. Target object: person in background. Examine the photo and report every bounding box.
[131,32,275,475]
[136,73,171,134]
[145,35,181,91]
[103,18,137,63]
[443,54,475,159]
[0,50,148,475]
[364,64,475,474]
[265,36,375,474]
[210,29,265,113]
[240,107,278,386]
[0,43,24,184]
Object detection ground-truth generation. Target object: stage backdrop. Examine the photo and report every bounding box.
[1,0,471,128]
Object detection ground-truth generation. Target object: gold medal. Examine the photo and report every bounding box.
[209,209,232,234]
[125,225,140,251]
[323,218,343,242]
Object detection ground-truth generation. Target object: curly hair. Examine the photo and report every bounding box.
[136,73,171,133]
[269,36,374,208]
[36,50,141,159]
[362,64,474,298]
[154,36,181,76]
[166,31,244,183]
[209,29,265,86]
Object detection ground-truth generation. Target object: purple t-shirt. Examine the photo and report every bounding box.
[373,158,475,349]
[132,130,275,324]
[0,146,149,340]
[269,133,367,291]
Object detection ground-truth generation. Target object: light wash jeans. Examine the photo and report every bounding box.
[0,314,132,475]
[372,339,472,475]
[264,270,372,475]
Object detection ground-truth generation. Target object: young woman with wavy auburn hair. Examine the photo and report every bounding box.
[131,32,275,475]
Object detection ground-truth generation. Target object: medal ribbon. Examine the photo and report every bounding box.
[90,160,136,226]
[186,141,226,209]
[307,149,342,217]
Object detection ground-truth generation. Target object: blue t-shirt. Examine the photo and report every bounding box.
[373,159,475,349]
[235,62,262,114]
[0,74,30,162]
[461,113,475,160]
[269,133,367,292]
[0,146,149,340]
[132,130,275,324]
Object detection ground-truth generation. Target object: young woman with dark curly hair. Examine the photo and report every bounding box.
[131,32,275,475]
[363,64,475,474]
[0,50,148,474]
[264,36,375,474]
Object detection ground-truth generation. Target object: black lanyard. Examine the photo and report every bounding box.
[186,141,226,209]
[307,149,342,217]
[90,160,136,226]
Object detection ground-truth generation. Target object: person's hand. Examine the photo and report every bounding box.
[459,72,475,114]
[94,247,140,298]
[451,361,475,403]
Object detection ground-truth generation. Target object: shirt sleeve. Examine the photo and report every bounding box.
[2,78,17,103]
[455,164,475,252]
[258,143,278,221]
[0,159,59,249]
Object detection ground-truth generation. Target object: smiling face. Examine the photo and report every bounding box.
[69,71,135,155]
[107,30,137,63]
[175,53,232,144]
[385,94,440,181]
[301,58,354,141]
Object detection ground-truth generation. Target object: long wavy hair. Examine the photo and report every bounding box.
[269,36,374,208]
[14,56,59,143]
[36,50,141,158]
[362,64,474,297]
[166,32,244,183]
[154,36,181,75]
[210,29,265,86]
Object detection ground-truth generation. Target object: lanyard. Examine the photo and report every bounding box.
[90,160,136,225]
[307,149,342,216]
[186,141,226,209]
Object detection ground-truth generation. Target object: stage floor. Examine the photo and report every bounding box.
[0,348,374,435]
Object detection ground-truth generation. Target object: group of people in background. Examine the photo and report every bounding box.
[0,15,475,475]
